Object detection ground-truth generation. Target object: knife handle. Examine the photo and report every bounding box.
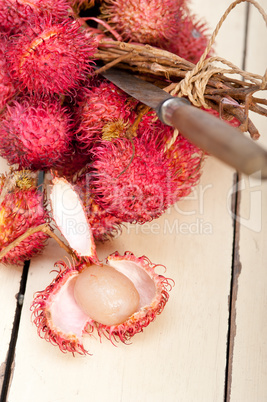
[158,98,267,179]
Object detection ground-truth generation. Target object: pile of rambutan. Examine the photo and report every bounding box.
[0,0,242,355]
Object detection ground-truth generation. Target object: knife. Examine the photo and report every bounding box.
[101,67,267,179]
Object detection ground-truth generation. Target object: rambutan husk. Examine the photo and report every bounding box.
[0,169,49,265]
[31,252,173,355]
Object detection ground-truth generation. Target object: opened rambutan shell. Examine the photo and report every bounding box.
[7,16,96,96]
[31,252,173,355]
[0,99,75,171]
[0,170,49,265]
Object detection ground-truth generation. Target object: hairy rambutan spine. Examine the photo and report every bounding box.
[0,0,72,35]
[7,16,97,96]
[31,253,173,355]
[0,170,49,265]
[31,261,90,355]
[76,79,137,153]
[0,99,75,171]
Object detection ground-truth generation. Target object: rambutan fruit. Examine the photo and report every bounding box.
[90,137,176,223]
[168,14,211,64]
[7,16,97,96]
[0,0,71,35]
[31,177,173,355]
[0,98,75,171]
[135,111,205,206]
[0,39,16,111]
[100,0,185,47]
[53,145,92,180]
[0,170,49,265]
[76,79,137,153]
[73,169,123,241]
[31,253,172,355]
[100,0,212,63]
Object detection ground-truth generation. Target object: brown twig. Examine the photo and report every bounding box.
[0,223,75,260]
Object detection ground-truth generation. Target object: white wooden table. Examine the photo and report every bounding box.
[1,1,267,401]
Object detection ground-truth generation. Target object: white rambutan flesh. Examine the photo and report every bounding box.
[73,264,140,326]
[49,177,96,259]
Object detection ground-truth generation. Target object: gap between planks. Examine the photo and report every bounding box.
[224,3,251,401]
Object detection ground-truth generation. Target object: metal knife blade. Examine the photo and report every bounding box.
[101,67,267,178]
[102,68,173,110]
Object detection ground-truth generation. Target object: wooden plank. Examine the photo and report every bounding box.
[8,159,235,402]
[0,158,22,389]
[229,0,267,400]
[6,1,248,401]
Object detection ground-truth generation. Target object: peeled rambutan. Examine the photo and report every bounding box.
[31,177,173,355]
[76,79,137,153]
[31,253,172,355]
[0,0,71,35]
[0,170,49,265]
[0,98,75,171]
[7,16,97,96]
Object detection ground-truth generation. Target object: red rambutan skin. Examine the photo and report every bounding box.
[31,261,89,355]
[0,39,16,110]
[168,14,211,64]
[0,171,49,265]
[7,16,97,96]
[100,0,212,63]
[31,252,173,355]
[135,111,205,206]
[74,171,123,241]
[100,0,186,46]
[76,79,137,153]
[90,137,176,223]
[0,99,75,171]
[0,0,71,35]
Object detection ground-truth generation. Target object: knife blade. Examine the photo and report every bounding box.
[101,67,267,179]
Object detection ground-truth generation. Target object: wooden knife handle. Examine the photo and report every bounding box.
[158,98,267,179]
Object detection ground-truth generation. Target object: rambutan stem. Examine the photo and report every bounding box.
[0,224,75,260]
[126,105,151,139]
[41,225,76,259]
